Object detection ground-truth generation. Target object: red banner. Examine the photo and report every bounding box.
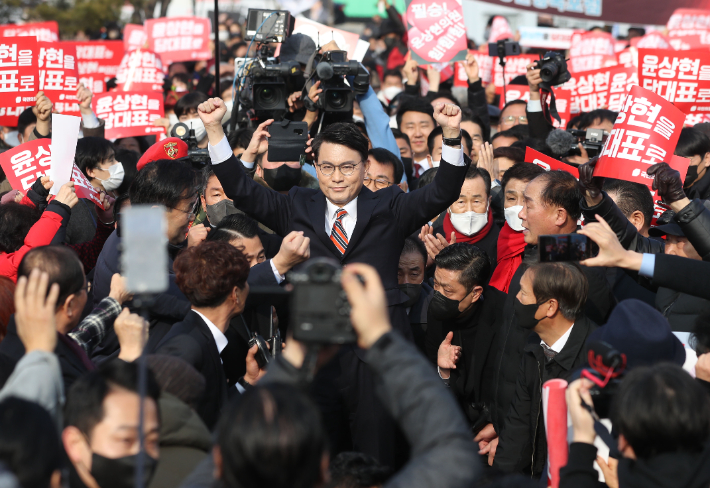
[639,48,710,115]
[497,86,571,129]
[667,8,710,38]
[543,379,569,488]
[487,15,513,43]
[145,17,211,65]
[560,65,637,114]
[630,32,672,50]
[0,138,103,204]
[569,31,616,74]
[71,40,125,94]
[124,24,147,52]
[493,54,537,88]
[93,91,165,139]
[0,22,59,43]
[37,42,79,114]
[669,32,710,50]
[404,0,467,64]
[0,106,31,127]
[0,37,40,108]
[616,48,636,69]
[595,86,686,189]
[525,147,580,179]
[115,50,165,92]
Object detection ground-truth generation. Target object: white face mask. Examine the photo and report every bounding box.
[187,118,207,142]
[504,205,525,232]
[352,114,365,124]
[3,130,20,147]
[377,86,402,105]
[449,208,488,236]
[98,162,125,191]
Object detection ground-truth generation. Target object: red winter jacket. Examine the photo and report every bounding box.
[0,205,64,282]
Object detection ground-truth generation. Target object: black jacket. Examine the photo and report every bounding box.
[408,282,433,355]
[493,316,598,478]
[0,317,90,392]
[425,286,506,432]
[467,79,491,138]
[687,167,710,201]
[433,221,500,271]
[490,245,614,434]
[156,311,229,431]
[560,441,710,488]
[656,287,710,332]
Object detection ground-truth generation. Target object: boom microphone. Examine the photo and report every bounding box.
[546,129,577,159]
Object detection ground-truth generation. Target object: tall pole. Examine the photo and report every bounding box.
[214,0,220,96]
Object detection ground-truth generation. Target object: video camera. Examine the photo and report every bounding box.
[304,50,369,114]
[170,122,210,166]
[567,128,608,159]
[580,341,627,418]
[534,51,571,87]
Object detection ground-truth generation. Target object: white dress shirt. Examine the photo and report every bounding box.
[192,310,228,362]
[541,323,574,354]
[325,198,358,238]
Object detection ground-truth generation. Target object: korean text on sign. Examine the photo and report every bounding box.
[405,0,468,64]
[145,17,211,64]
[559,65,637,114]
[0,139,51,191]
[639,48,710,115]
[38,42,79,97]
[73,40,125,94]
[0,37,39,107]
[594,85,686,189]
[93,91,165,139]
[115,50,165,92]
[0,22,59,42]
[569,31,615,73]
[493,54,537,88]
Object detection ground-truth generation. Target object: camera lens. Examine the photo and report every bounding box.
[255,85,283,110]
[540,61,559,83]
[309,263,334,283]
[327,90,347,110]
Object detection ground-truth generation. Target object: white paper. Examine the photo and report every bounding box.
[49,114,82,195]
[353,39,370,62]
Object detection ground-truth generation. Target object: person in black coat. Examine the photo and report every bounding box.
[426,244,506,433]
[0,246,93,392]
[492,262,597,478]
[156,241,253,431]
[397,237,432,354]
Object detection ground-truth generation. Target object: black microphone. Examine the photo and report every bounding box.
[546,129,577,159]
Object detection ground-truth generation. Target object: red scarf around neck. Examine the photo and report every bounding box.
[442,207,494,245]
[489,222,527,293]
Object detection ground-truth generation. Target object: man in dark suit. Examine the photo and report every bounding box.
[198,97,470,467]
[156,240,255,430]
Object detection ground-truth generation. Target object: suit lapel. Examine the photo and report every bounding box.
[190,311,225,376]
[308,191,342,256]
[343,187,380,259]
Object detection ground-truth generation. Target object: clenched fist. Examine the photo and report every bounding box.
[272,231,310,275]
[197,97,228,128]
[433,103,462,139]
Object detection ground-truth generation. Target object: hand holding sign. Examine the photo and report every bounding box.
[54,181,78,208]
[578,156,604,206]
[648,163,689,211]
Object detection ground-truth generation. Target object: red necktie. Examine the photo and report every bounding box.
[330,208,349,255]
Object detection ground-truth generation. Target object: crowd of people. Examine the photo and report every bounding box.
[2,7,710,488]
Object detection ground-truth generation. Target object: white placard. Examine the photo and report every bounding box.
[48,114,81,195]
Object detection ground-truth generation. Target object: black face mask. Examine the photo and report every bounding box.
[206,199,239,227]
[514,298,543,330]
[685,165,699,187]
[90,453,158,488]
[384,37,398,49]
[262,164,302,191]
[399,283,422,308]
[429,291,465,321]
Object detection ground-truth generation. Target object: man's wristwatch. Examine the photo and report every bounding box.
[443,131,462,147]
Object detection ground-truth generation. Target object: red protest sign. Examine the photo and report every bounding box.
[616,48,636,68]
[667,9,710,38]
[0,37,40,108]
[291,18,361,61]
[0,138,104,204]
[492,54,537,88]
[638,48,710,115]
[0,139,50,191]
[0,106,31,127]
[497,86,571,129]
[559,65,637,114]
[71,40,125,94]
[569,31,615,73]
[668,32,710,50]
[525,147,579,179]
[145,17,211,65]
[487,16,513,43]
[0,22,59,42]
[404,0,468,64]
[630,32,671,50]
[124,24,147,52]
[453,50,493,87]
[37,42,80,114]
[594,86,686,189]
[93,91,164,139]
[115,50,165,92]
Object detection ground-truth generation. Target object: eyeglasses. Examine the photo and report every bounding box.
[364,175,392,189]
[170,199,198,219]
[316,161,362,176]
[502,115,528,125]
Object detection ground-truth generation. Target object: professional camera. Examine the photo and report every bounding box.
[534,51,571,87]
[567,128,608,159]
[580,341,627,418]
[305,50,370,114]
[290,258,356,344]
[249,52,301,121]
[170,122,210,166]
[245,9,294,43]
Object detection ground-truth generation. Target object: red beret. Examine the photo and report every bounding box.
[137,137,189,171]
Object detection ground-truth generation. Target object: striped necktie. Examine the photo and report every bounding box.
[541,343,558,363]
[330,208,349,255]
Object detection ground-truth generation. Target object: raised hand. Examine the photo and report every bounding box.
[403,58,419,86]
[14,269,59,353]
[108,273,133,306]
[426,65,441,93]
[242,119,273,163]
[307,80,323,107]
[54,182,79,208]
[477,141,496,176]
[578,215,642,270]
[96,192,114,222]
[577,156,604,206]
[76,83,94,114]
[433,103,462,139]
[525,62,542,97]
[648,162,688,210]
[115,308,149,362]
[463,53,480,83]
[33,91,53,122]
[422,231,455,261]
[437,331,461,374]
[287,91,304,113]
[187,223,210,248]
[272,231,311,275]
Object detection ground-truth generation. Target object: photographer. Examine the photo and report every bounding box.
[213,263,480,488]
[561,364,710,488]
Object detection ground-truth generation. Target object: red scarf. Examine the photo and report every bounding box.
[442,208,494,244]
[489,223,527,293]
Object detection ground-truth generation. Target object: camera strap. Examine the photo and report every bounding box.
[539,83,561,125]
[579,398,620,457]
